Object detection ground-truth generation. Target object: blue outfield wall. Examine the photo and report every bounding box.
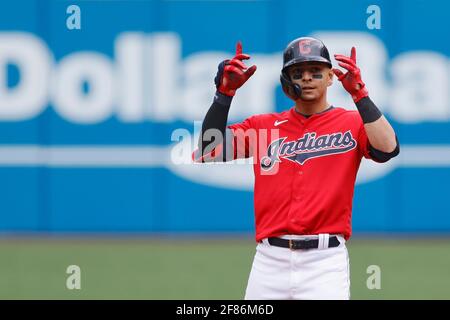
[0,0,449,234]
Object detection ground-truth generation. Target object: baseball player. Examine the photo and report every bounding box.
[193,37,399,300]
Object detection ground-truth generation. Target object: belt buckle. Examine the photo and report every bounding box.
[288,238,312,250]
[289,239,301,250]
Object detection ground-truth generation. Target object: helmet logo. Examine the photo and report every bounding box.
[298,39,311,55]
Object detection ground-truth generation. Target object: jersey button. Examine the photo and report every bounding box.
[294,196,301,200]
[298,171,303,175]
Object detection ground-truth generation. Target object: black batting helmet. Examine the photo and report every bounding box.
[280,37,332,100]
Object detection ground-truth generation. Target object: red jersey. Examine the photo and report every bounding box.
[227,106,373,242]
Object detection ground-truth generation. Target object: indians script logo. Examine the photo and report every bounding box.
[260,131,357,170]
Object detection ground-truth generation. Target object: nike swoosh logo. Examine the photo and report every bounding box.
[274,120,288,126]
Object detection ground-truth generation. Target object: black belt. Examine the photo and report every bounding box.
[267,236,340,250]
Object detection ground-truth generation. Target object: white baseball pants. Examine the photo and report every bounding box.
[244,234,350,300]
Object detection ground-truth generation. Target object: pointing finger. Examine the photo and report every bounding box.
[236,41,242,56]
[350,47,356,63]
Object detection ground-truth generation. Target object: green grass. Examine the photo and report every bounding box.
[0,237,449,299]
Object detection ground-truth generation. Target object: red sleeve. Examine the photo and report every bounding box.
[357,120,373,160]
[227,116,257,160]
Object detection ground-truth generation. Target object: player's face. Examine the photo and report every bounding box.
[288,63,333,101]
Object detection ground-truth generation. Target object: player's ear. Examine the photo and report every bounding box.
[327,68,333,87]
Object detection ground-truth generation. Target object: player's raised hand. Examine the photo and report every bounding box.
[215,41,257,97]
[333,47,369,103]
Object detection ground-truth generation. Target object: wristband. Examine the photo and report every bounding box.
[214,91,233,106]
[355,96,382,123]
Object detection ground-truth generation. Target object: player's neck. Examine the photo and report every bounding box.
[294,96,330,116]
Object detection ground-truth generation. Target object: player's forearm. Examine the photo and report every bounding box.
[355,96,398,153]
[363,116,397,153]
[197,92,232,155]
